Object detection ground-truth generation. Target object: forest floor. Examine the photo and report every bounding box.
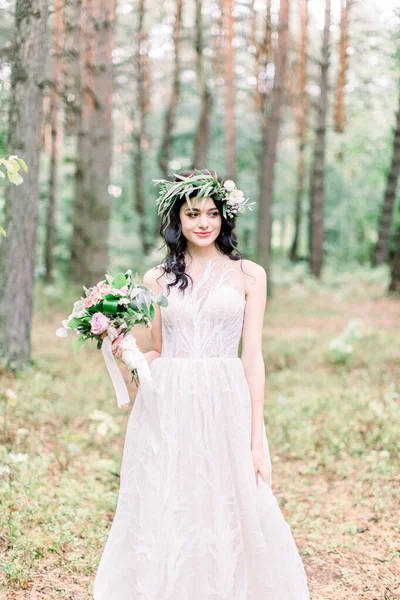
[0,263,399,600]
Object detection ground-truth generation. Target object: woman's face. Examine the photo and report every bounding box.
[179,196,222,248]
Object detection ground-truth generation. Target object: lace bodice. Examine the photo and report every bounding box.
[157,258,247,359]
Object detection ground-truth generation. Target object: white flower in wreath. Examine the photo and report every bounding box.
[227,189,245,205]
[223,179,236,192]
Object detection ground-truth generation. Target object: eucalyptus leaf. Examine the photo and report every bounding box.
[157,295,168,307]
[113,273,127,289]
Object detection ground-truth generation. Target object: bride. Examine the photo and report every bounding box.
[93,169,310,599]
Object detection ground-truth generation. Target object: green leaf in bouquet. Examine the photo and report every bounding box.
[127,306,142,319]
[86,301,103,314]
[103,295,119,314]
[129,287,142,299]
[148,304,155,320]
[157,294,168,307]
[74,336,87,352]
[68,317,84,329]
[112,273,128,289]
[80,316,92,324]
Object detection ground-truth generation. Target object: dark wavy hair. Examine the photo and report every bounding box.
[156,169,243,294]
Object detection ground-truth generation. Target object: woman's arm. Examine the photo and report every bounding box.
[111,267,163,364]
[240,260,270,485]
[141,267,163,363]
[240,261,267,450]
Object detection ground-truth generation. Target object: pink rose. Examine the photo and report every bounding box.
[98,283,113,295]
[82,296,94,309]
[90,312,110,335]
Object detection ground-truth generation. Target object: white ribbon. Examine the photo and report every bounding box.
[101,329,161,454]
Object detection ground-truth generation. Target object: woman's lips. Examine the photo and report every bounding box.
[195,231,212,237]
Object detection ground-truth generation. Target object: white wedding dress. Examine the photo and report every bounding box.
[93,258,310,599]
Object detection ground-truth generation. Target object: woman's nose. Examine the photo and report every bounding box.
[199,213,209,228]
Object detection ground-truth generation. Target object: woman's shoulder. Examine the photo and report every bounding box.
[240,258,267,280]
[143,264,166,292]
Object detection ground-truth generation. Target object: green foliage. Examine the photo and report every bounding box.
[0,155,29,236]
[0,155,28,185]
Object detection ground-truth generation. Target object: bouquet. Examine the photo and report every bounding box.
[56,270,168,453]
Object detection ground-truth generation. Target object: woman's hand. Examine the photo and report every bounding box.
[100,331,124,359]
[252,447,271,488]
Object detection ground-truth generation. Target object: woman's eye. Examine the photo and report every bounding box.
[187,212,219,218]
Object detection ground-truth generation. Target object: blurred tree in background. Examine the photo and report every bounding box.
[0,0,48,368]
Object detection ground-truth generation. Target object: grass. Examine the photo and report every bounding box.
[0,262,399,599]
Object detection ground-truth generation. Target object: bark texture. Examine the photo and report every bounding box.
[45,0,64,282]
[374,84,400,265]
[334,0,351,133]
[223,0,236,180]
[193,0,213,169]
[290,0,308,261]
[133,0,152,254]
[309,0,331,277]
[0,0,49,368]
[158,0,183,178]
[70,0,117,285]
[256,0,289,273]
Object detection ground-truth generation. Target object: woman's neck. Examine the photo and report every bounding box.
[184,245,226,264]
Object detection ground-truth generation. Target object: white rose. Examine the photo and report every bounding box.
[72,300,85,317]
[227,189,245,204]
[223,180,236,192]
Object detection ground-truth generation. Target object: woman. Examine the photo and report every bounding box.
[93,169,310,599]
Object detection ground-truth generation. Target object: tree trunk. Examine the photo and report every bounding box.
[290,0,308,261]
[0,0,48,369]
[223,0,236,180]
[133,0,152,255]
[334,0,351,134]
[192,0,213,169]
[158,0,183,178]
[252,0,272,117]
[70,0,117,285]
[389,225,400,292]
[211,0,224,81]
[374,84,400,265]
[309,0,330,278]
[45,0,64,283]
[256,0,289,273]
[63,0,82,135]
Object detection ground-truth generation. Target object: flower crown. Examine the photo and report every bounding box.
[152,169,256,223]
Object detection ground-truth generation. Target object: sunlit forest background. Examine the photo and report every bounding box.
[0,0,399,598]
